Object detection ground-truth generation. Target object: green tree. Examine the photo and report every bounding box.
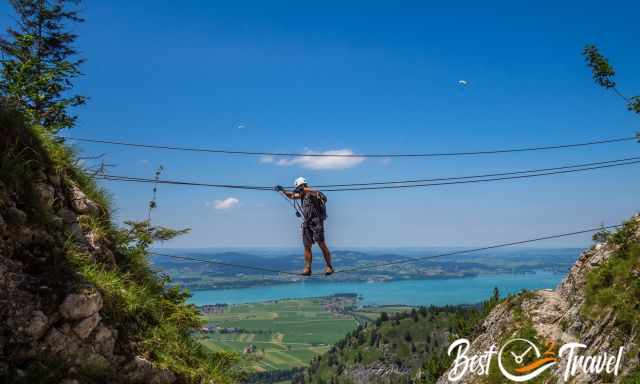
[492,286,500,302]
[583,44,640,115]
[0,0,86,133]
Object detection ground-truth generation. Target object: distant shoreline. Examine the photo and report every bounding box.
[177,268,567,292]
[188,270,564,307]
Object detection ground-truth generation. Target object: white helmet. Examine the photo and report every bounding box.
[294,177,307,188]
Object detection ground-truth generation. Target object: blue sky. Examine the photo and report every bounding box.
[2,0,638,247]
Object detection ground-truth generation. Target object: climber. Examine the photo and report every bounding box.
[276,177,334,276]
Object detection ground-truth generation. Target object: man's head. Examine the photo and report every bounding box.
[294,177,307,192]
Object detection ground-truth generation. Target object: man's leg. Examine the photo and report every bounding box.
[302,224,313,275]
[318,241,333,274]
[314,219,333,275]
[304,245,313,268]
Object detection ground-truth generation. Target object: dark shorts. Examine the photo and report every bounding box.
[302,217,325,247]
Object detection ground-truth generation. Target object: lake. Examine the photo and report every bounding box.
[188,270,563,306]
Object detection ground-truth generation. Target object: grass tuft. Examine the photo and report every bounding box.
[583,218,640,339]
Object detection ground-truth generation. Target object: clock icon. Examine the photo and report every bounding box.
[498,338,558,382]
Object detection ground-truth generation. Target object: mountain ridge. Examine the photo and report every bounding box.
[302,216,640,384]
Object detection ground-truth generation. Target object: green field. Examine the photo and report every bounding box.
[352,305,414,322]
[198,297,360,371]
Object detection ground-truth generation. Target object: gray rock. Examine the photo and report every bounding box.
[68,183,99,216]
[25,310,49,340]
[124,356,176,384]
[59,291,103,320]
[150,369,177,384]
[50,215,64,229]
[5,206,27,225]
[0,266,7,288]
[44,327,80,355]
[44,327,65,350]
[94,324,116,357]
[124,356,152,382]
[35,183,56,207]
[76,352,110,372]
[569,320,583,334]
[35,170,47,182]
[85,229,100,250]
[48,173,61,187]
[69,222,86,244]
[60,322,73,335]
[58,208,77,224]
[73,312,101,339]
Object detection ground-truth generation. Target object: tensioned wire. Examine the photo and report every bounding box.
[61,135,638,158]
[94,155,640,191]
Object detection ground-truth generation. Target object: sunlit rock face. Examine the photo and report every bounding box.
[437,215,640,384]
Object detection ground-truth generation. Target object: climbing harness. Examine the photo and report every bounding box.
[277,190,303,220]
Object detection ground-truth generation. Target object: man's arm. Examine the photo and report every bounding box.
[275,185,302,199]
[283,190,302,199]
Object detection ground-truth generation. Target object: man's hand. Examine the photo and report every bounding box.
[275,185,285,192]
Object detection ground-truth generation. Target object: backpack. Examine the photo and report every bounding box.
[306,191,327,220]
[315,191,328,220]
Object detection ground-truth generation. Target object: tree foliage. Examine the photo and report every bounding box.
[583,45,617,89]
[583,44,640,115]
[0,0,86,133]
[303,297,502,384]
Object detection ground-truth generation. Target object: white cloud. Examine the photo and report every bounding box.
[206,197,240,210]
[259,155,274,163]
[270,149,365,170]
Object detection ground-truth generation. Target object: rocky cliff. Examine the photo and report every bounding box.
[0,106,235,383]
[0,155,173,383]
[437,216,640,384]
